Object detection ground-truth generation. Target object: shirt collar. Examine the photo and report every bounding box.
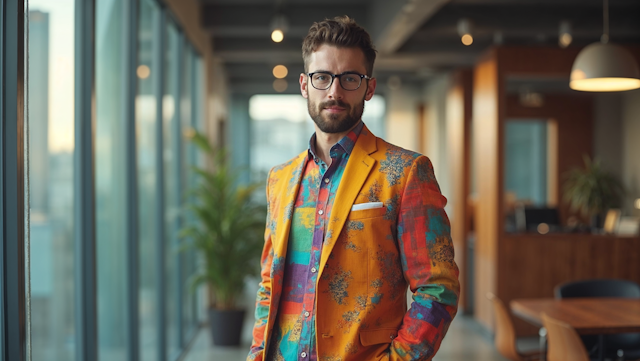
[308,120,364,161]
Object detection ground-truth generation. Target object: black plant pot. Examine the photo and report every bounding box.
[208,308,245,346]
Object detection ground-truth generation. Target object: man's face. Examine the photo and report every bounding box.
[300,44,377,134]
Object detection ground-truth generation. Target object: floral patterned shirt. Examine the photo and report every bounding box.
[266,121,364,361]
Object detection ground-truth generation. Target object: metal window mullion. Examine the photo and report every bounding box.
[154,6,168,361]
[0,0,5,357]
[188,48,198,330]
[171,30,184,356]
[73,0,97,360]
[153,5,167,361]
[122,0,139,360]
[2,1,27,360]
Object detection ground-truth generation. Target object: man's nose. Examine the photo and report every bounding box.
[327,77,344,100]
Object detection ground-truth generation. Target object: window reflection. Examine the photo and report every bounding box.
[164,20,180,359]
[95,0,127,359]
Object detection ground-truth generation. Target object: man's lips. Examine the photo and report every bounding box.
[324,106,346,113]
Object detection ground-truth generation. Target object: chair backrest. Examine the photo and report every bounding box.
[555,278,640,351]
[542,313,590,361]
[554,279,640,299]
[487,292,522,361]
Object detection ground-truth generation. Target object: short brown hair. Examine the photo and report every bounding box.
[302,16,377,76]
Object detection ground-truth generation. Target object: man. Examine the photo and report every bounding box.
[248,16,459,361]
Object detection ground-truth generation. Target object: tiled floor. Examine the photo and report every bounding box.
[183,314,540,361]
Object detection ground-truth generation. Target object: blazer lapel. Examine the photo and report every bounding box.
[319,125,378,274]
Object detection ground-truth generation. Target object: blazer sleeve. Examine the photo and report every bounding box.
[247,173,275,361]
[389,155,460,361]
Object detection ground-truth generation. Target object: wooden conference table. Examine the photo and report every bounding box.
[510,298,640,361]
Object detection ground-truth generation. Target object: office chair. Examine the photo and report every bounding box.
[487,292,542,361]
[555,279,640,360]
[542,313,590,361]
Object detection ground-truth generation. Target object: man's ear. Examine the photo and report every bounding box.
[364,77,377,101]
[300,73,309,99]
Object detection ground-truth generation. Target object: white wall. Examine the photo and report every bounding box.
[422,74,452,208]
[384,84,421,152]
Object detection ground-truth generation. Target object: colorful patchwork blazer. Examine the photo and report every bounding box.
[249,125,460,361]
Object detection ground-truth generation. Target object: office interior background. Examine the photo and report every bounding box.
[2,0,640,360]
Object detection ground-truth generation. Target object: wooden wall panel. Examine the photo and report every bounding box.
[446,69,473,312]
[472,50,502,330]
[470,46,625,335]
[503,234,640,335]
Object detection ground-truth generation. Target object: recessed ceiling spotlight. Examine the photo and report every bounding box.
[271,30,284,43]
[457,19,473,46]
[270,14,288,43]
[559,20,572,48]
[272,65,288,79]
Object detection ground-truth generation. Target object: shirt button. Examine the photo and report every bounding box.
[318,209,324,215]
[324,178,329,183]
[301,351,307,358]
[311,267,317,273]
[304,311,310,317]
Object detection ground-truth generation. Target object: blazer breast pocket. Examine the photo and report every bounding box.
[348,205,386,220]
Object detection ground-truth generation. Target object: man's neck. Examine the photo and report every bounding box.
[313,122,359,166]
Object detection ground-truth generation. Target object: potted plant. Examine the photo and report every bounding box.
[180,131,266,346]
[563,155,624,229]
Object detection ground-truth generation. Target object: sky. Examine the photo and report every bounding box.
[29,0,75,153]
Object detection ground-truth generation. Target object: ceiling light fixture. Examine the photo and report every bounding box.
[457,18,473,46]
[270,14,288,43]
[272,65,288,79]
[558,20,572,48]
[570,0,640,92]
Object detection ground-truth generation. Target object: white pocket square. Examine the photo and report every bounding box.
[351,202,384,211]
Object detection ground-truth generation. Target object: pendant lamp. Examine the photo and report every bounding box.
[570,0,640,92]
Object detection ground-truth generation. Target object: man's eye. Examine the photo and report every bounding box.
[316,75,327,81]
[343,75,358,82]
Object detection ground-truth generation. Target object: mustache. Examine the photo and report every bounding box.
[320,100,349,109]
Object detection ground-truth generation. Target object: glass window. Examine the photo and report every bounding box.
[27,2,77,360]
[136,0,159,360]
[163,20,181,359]
[505,120,549,206]
[249,94,386,176]
[95,0,127,359]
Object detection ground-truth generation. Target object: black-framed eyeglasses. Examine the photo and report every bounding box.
[306,71,371,91]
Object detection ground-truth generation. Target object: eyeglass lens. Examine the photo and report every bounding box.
[311,73,362,90]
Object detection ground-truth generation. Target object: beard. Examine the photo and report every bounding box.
[307,95,366,134]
